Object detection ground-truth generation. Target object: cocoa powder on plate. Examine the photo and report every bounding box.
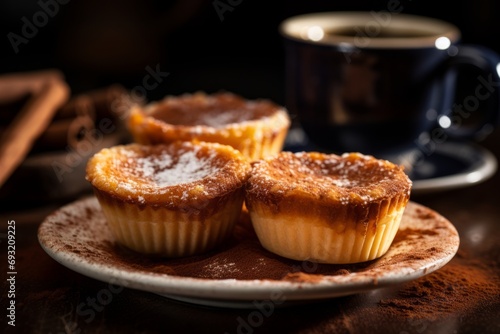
[378,249,500,318]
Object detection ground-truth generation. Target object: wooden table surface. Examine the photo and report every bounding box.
[2,130,500,334]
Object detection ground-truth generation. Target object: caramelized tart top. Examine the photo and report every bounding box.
[141,91,287,128]
[246,152,412,212]
[86,141,251,207]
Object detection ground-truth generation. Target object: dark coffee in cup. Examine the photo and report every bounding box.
[280,12,500,156]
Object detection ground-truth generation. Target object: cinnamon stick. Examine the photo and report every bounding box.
[0,79,70,187]
[0,69,65,103]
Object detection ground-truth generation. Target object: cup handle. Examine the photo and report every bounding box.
[440,44,500,139]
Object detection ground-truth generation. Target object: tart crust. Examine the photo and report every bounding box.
[245,152,412,264]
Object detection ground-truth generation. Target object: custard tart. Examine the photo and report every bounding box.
[127,92,290,160]
[86,141,251,257]
[245,152,412,264]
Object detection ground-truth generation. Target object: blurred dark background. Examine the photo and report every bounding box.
[1,0,499,105]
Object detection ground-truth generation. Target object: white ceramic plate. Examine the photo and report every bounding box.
[38,197,459,308]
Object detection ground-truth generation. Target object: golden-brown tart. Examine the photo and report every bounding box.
[245,152,412,264]
[127,92,290,161]
[86,141,251,257]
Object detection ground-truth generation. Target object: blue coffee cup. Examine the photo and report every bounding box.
[280,12,500,156]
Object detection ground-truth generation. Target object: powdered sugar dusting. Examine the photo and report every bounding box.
[200,258,241,279]
[199,110,249,127]
[133,152,173,181]
[137,148,216,187]
[158,150,213,186]
[112,144,218,189]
